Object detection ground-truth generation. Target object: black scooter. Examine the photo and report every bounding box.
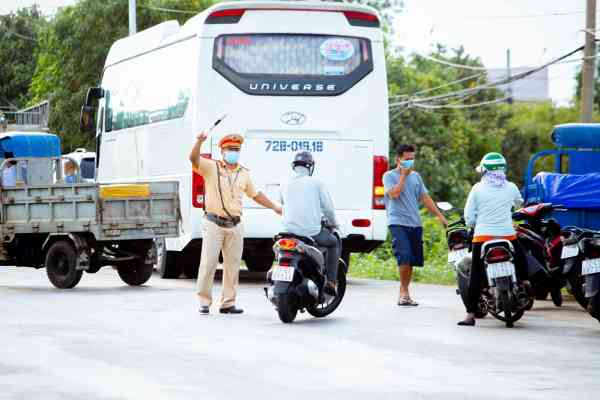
[265,222,346,323]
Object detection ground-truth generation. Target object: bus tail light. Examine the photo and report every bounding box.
[206,9,245,24]
[192,154,211,208]
[373,156,388,210]
[343,11,380,27]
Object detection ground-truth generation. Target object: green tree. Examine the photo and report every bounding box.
[0,6,45,110]
[29,0,214,151]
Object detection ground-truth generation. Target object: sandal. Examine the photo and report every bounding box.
[397,297,419,307]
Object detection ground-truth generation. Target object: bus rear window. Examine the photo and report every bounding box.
[213,34,373,96]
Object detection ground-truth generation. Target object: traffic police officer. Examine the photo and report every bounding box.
[189,131,281,314]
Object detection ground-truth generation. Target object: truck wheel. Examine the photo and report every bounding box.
[155,238,181,279]
[245,254,274,272]
[45,240,83,289]
[118,261,153,286]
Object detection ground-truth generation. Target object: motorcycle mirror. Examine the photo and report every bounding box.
[437,202,454,211]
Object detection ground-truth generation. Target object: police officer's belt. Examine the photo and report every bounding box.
[206,213,240,228]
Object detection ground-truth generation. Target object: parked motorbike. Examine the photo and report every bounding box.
[578,230,600,323]
[513,203,566,306]
[265,221,346,323]
[559,226,589,309]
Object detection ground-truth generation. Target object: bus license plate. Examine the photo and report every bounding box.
[448,248,469,264]
[561,244,579,259]
[582,258,600,275]
[487,262,515,279]
[272,265,294,282]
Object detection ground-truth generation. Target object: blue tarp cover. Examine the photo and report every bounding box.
[0,132,61,158]
[552,123,600,148]
[534,172,600,209]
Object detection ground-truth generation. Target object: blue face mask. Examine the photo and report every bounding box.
[400,159,414,169]
[223,150,240,165]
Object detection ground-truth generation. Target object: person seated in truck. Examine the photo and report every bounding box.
[63,160,77,184]
[1,151,26,187]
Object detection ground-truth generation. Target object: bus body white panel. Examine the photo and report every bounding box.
[97,1,389,264]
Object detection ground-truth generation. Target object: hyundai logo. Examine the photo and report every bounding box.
[281,111,307,126]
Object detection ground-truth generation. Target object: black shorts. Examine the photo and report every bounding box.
[389,225,424,267]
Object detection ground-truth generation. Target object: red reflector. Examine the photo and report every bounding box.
[352,219,371,228]
[485,248,511,263]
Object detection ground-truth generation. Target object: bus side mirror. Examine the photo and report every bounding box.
[80,87,104,134]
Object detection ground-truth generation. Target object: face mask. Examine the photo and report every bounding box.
[400,159,414,169]
[223,150,240,165]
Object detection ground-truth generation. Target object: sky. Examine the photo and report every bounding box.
[1,0,592,105]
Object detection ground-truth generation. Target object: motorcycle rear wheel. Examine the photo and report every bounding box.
[588,293,600,323]
[567,273,589,310]
[307,262,347,318]
[500,290,514,328]
[277,294,298,323]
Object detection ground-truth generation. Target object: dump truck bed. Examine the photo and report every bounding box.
[0,181,180,241]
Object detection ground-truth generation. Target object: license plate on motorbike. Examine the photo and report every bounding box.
[561,244,579,259]
[486,262,515,279]
[582,258,600,275]
[272,265,294,282]
[448,248,469,263]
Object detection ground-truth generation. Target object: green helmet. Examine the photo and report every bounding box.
[477,152,507,173]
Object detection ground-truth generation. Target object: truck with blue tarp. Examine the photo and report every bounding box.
[522,124,600,322]
[522,123,600,230]
[0,131,181,289]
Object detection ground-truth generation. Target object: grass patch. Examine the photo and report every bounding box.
[349,212,457,285]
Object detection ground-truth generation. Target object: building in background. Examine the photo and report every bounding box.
[487,67,549,103]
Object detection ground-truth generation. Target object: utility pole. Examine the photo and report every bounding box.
[581,0,596,122]
[128,0,137,36]
[506,49,513,104]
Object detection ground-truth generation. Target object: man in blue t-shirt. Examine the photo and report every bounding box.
[383,144,447,306]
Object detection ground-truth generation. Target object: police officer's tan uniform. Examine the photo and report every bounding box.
[194,135,257,310]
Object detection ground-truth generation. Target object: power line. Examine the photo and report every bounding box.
[465,11,588,20]
[0,26,37,41]
[389,73,485,100]
[142,5,197,15]
[389,44,586,109]
[411,96,511,110]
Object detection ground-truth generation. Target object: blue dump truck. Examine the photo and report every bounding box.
[523,123,600,228]
[522,123,600,322]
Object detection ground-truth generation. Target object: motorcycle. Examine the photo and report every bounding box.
[578,230,600,323]
[559,226,589,310]
[513,203,567,306]
[439,202,531,327]
[480,239,531,328]
[265,221,346,323]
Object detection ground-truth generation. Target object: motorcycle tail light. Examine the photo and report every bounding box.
[485,247,511,263]
[277,239,299,251]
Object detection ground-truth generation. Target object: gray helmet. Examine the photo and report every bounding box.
[292,151,315,175]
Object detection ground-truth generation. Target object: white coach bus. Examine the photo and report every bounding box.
[81,1,390,278]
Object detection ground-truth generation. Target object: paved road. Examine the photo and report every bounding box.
[1,266,599,400]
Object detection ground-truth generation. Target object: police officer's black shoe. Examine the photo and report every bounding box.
[220,306,244,314]
[199,306,210,315]
[324,280,338,297]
